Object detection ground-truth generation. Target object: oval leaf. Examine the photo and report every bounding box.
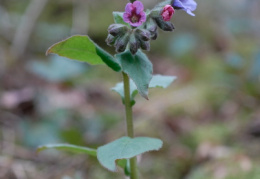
[46,35,121,71]
[97,136,163,172]
[37,143,97,157]
[116,50,153,99]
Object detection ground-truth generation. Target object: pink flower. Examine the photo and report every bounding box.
[123,1,146,27]
[161,5,175,21]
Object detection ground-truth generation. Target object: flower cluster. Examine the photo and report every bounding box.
[106,0,197,55]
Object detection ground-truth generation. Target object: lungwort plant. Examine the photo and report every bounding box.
[38,0,197,178]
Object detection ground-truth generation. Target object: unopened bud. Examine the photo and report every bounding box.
[135,29,151,42]
[108,24,129,36]
[151,32,157,40]
[140,40,150,51]
[115,34,130,53]
[106,34,117,46]
[153,17,175,31]
[144,18,158,40]
[129,34,140,55]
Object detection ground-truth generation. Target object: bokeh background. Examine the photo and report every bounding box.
[1,0,260,178]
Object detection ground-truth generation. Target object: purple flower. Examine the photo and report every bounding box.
[172,0,197,16]
[123,1,146,27]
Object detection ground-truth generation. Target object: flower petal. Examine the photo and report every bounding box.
[123,13,131,23]
[186,9,195,16]
[133,1,144,14]
[125,3,134,14]
[130,22,142,27]
[172,0,197,16]
[172,0,185,9]
[184,0,197,11]
[139,12,146,23]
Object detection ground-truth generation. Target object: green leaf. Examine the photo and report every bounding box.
[149,74,177,88]
[111,74,177,105]
[95,45,121,72]
[113,12,130,27]
[46,35,121,72]
[116,50,153,99]
[37,144,97,157]
[97,136,163,172]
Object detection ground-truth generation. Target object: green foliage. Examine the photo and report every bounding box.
[148,74,177,88]
[113,12,130,27]
[116,50,153,99]
[112,74,177,105]
[37,144,97,156]
[46,35,121,72]
[97,136,163,172]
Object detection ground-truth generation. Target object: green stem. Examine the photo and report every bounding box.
[122,72,138,179]
[129,0,136,3]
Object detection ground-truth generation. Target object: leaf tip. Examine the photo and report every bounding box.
[45,47,52,56]
[141,91,149,100]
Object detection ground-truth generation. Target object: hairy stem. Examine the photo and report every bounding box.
[122,72,138,179]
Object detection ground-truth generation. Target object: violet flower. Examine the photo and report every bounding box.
[172,0,197,16]
[123,1,146,27]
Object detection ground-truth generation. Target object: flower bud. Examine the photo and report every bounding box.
[129,34,140,55]
[108,24,129,36]
[144,18,158,40]
[115,34,130,53]
[139,40,150,51]
[106,34,117,46]
[153,17,175,31]
[135,29,151,41]
[161,5,174,21]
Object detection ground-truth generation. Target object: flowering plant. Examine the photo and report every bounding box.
[38,0,197,178]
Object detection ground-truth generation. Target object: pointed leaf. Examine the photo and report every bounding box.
[116,50,153,99]
[97,136,163,171]
[46,35,121,71]
[111,75,177,105]
[37,144,97,157]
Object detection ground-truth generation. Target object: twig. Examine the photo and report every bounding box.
[11,0,49,59]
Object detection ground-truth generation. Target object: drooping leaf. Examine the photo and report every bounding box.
[113,12,130,27]
[46,35,121,72]
[97,136,163,171]
[116,50,153,99]
[37,144,97,157]
[95,45,121,72]
[111,74,177,105]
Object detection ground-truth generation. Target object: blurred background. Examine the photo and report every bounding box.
[0,0,260,178]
